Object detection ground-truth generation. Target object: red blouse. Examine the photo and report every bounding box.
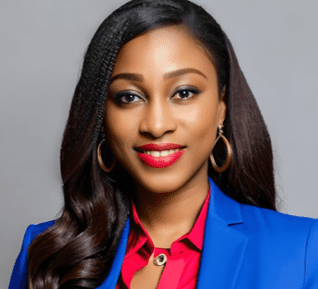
[116,189,210,289]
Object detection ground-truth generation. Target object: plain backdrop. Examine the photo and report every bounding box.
[1,0,317,286]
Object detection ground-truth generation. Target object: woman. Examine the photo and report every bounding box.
[10,0,318,288]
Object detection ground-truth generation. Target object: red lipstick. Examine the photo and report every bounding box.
[135,143,185,168]
[137,143,182,151]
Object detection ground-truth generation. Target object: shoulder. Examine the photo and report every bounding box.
[240,203,318,286]
[230,203,318,287]
[20,220,56,249]
[304,218,318,286]
[238,202,318,249]
[17,220,56,253]
[240,202,317,237]
[9,220,56,288]
[26,220,56,241]
[209,178,318,242]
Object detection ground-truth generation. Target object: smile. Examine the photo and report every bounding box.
[142,149,181,157]
[135,143,185,168]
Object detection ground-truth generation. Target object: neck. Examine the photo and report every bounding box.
[133,175,209,248]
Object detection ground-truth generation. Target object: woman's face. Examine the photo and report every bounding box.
[105,26,226,194]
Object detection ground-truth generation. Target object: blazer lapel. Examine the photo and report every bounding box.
[196,179,249,289]
[97,218,130,289]
[98,179,248,289]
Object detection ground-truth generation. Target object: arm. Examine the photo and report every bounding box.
[9,225,35,289]
[9,221,54,289]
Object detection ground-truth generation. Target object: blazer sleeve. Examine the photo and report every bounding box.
[9,221,54,289]
[9,225,35,289]
[303,219,318,288]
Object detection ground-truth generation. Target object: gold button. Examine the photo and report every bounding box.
[153,253,167,266]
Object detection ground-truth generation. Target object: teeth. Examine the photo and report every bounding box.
[144,149,180,157]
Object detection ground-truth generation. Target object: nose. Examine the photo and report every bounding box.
[139,98,177,138]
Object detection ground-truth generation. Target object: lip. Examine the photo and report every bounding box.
[135,143,185,168]
[136,143,183,151]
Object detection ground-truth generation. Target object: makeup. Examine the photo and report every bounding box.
[135,143,185,168]
[105,25,224,193]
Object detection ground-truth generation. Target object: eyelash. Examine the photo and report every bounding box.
[114,87,200,104]
[115,92,141,104]
[173,87,200,100]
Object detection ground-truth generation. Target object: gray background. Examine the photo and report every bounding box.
[1,0,317,287]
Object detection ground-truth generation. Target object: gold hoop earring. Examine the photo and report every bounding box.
[210,124,232,173]
[97,139,116,173]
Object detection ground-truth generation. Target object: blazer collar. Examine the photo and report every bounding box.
[206,177,243,225]
[196,178,248,289]
[99,178,248,288]
[97,219,130,289]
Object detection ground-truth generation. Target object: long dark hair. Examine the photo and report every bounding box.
[27,0,276,287]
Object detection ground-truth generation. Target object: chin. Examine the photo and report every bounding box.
[133,172,194,195]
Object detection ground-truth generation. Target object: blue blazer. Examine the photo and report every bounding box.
[10,179,318,288]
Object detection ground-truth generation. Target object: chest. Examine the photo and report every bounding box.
[117,244,201,289]
[129,252,164,289]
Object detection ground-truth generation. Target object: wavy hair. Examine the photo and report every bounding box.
[27,0,276,287]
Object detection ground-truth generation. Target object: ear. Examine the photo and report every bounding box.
[217,86,227,124]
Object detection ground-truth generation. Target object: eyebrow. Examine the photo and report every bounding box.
[109,68,207,84]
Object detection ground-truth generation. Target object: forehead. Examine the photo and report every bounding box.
[111,25,216,77]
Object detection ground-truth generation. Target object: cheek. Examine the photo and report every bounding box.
[104,105,138,155]
[177,98,220,142]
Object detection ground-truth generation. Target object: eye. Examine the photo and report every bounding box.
[115,92,143,104]
[173,87,200,100]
